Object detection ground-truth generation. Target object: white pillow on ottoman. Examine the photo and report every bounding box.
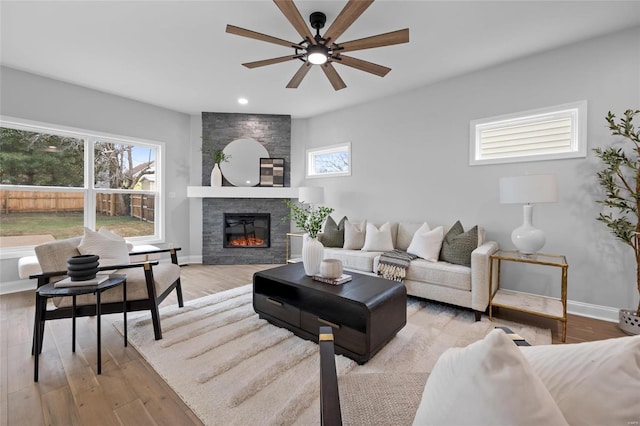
[78,227,131,268]
[412,329,567,426]
[520,334,640,426]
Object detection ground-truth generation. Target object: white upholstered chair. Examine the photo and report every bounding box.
[31,233,183,357]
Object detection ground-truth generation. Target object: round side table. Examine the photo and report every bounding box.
[34,274,127,382]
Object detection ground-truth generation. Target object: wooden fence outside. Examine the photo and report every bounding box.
[0,190,83,214]
[1,190,155,222]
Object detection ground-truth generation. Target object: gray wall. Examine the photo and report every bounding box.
[0,66,192,288]
[291,27,640,319]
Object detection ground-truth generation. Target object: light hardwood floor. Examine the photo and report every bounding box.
[0,264,627,425]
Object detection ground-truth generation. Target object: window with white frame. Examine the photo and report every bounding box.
[469,101,587,166]
[306,142,351,178]
[0,117,164,252]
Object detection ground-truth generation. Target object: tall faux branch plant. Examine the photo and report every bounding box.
[594,109,640,316]
[283,200,334,239]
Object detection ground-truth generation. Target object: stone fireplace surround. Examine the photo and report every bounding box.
[201,112,292,265]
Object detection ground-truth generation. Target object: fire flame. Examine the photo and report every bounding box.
[230,237,265,246]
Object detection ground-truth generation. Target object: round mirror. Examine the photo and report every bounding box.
[220,138,269,187]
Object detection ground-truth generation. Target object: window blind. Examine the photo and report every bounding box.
[479,117,572,159]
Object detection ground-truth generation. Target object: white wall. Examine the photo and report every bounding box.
[292,27,640,319]
[0,66,192,289]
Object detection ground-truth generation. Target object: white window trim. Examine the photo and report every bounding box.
[469,101,587,166]
[306,142,352,178]
[0,115,165,257]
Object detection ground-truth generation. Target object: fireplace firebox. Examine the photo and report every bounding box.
[223,213,270,248]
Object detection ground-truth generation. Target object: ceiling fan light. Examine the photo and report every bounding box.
[307,45,328,65]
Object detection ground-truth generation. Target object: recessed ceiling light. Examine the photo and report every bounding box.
[238,98,249,105]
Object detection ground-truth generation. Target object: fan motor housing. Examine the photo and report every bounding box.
[310,12,326,30]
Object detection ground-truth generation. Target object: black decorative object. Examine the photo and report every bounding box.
[67,254,99,281]
[260,158,285,187]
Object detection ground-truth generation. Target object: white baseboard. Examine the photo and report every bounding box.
[567,299,619,323]
[182,255,202,265]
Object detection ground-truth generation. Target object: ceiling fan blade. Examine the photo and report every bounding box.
[243,55,302,69]
[226,24,303,49]
[323,0,374,44]
[332,54,391,77]
[335,28,409,53]
[273,0,316,44]
[320,62,347,91]
[286,62,312,88]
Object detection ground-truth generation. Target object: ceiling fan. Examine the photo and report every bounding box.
[226,0,410,91]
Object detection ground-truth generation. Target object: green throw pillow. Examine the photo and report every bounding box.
[319,216,348,247]
[440,221,478,266]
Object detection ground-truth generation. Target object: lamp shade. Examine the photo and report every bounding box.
[499,174,558,204]
[298,187,324,204]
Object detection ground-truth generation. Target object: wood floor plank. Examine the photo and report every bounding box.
[0,263,629,424]
[41,386,81,426]
[114,399,157,426]
[6,385,44,426]
[119,359,202,426]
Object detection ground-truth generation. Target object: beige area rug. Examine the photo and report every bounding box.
[113,284,551,426]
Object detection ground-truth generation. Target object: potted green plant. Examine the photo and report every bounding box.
[594,108,640,334]
[283,200,334,276]
[209,149,230,187]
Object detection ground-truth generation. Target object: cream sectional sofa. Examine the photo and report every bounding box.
[321,221,499,320]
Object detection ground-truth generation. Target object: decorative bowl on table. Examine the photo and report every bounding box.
[319,259,343,279]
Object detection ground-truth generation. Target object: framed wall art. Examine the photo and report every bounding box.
[259,158,285,187]
[306,142,351,178]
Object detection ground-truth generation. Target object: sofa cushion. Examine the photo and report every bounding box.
[324,248,380,272]
[343,220,367,250]
[362,222,394,252]
[319,216,347,248]
[54,263,180,307]
[405,258,471,291]
[412,329,567,426]
[78,227,131,268]
[407,226,444,262]
[397,222,428,251]
[520,335,640,426]
[440,221,478,266]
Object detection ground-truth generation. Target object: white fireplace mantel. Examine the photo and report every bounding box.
[187,186,299,199]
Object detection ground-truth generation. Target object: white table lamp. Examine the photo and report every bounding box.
[499,174,558,255]
[298,187,324,205]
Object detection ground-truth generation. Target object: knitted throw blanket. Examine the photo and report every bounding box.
[377,249,417,282]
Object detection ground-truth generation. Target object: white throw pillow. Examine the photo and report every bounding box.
[362,222,394,252]
[412,329,567,426]
[406,225,443,262]
[520,335,640,426]
[343,220,367,250]
[98,227,134,252]
[78,227,131,267]
[397,222,429,251]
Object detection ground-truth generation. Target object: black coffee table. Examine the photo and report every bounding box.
[34,274,127,381]
[253,263,407,364]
